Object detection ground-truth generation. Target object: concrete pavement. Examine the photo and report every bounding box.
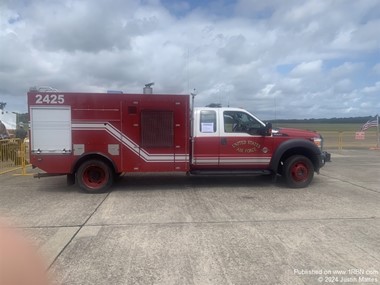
[0,150,379,285]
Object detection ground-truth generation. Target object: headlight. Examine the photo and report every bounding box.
[311,137,322,149]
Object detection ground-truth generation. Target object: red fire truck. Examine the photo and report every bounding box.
[27,87,330,193]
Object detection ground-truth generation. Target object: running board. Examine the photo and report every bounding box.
[189,170,272,176]
[34,173,66,179]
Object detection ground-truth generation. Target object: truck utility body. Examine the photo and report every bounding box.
[28,89,329,193]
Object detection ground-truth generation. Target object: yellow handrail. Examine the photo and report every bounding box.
[0,139,31,175]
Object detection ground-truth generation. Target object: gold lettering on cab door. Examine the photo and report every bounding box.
[232,140,261,153]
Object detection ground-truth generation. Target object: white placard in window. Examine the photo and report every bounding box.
[201,122,214,133]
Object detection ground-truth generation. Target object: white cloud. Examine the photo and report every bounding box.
[330,62,363,78]
[362,82,380,93]
[0,0,380,119]
[290,60,323,76]
[373,63,380,74]
[284,1,327,22]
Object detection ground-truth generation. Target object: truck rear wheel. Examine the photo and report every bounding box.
[284,155,314,188]
[76,159,113,193]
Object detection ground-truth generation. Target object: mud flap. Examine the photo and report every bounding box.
[67,174,75,186]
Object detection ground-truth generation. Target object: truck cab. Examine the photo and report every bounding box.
[191,107,328,188]
[192,107,272,169]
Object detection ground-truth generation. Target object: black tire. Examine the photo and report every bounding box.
[284,155,314,188]
[76,159,114,193]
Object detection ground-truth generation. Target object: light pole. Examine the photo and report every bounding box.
[12,112,20,126]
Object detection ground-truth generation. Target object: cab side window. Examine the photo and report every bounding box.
[224,111,262,134]
[200,110,217,133]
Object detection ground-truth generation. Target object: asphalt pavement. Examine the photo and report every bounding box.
[0,149,379,285]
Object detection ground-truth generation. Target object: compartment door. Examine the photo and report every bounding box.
[30,106,72,154]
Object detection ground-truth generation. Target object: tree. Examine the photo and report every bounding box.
[0,102,6,110]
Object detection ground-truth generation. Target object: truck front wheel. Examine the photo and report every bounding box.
[76,160,114,193]
[284,155,314,188]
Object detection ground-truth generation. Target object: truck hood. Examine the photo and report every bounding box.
[272,127,320,138]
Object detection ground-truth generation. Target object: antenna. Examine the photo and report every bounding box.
[274,93,277,126]
[187,48,190,94]
[190,88,197,165]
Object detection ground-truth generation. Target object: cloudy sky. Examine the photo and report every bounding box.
[1,0,380,119]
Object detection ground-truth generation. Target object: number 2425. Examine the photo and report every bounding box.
[35,94,65,104]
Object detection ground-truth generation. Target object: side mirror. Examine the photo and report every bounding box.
[265,122,272,136]
[257,122,272,136]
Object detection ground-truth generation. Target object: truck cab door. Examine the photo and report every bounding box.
[219,110,273,169]
[192,109,220,168]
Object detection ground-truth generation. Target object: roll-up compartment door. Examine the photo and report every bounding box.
[30,106,72,154]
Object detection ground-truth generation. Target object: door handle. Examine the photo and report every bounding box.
[221,137,227,145]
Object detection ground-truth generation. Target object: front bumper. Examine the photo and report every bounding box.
[321,151,331,166]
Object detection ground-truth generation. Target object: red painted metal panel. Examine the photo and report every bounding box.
[29,154,73,173]
[218,136,273,169]
[192,137,220,169]
[28,91,190,174]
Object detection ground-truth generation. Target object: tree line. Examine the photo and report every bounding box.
[269,116,375,124]
[204,103,376,124]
